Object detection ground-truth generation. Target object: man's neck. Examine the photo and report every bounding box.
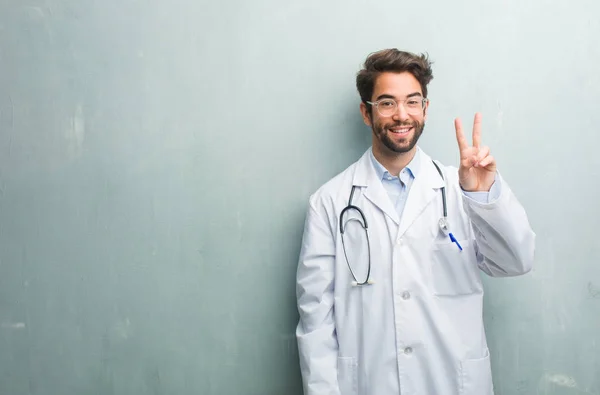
[372,145,417,177]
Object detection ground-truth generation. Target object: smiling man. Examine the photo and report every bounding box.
[295,49,536,395]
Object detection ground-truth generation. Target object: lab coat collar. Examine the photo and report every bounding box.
[352,146,445,232]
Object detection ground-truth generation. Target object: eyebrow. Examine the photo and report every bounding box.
[375,92,423,101]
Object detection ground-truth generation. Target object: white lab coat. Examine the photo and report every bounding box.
[295,147,535,395]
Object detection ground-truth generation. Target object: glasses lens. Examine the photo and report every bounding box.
[404,98,424,114]
[377,99,397,116]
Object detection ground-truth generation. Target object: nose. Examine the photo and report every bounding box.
[392,102,410,121]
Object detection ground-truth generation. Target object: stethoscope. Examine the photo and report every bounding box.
[339,160,463,287]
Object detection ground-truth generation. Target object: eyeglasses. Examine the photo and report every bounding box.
[366,97,428,117]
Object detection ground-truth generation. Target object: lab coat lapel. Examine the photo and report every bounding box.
[397,150,445,239]
[352,150,400,226]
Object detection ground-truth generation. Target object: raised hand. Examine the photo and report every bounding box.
[454,113,496,192]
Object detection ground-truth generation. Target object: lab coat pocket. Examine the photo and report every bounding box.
[337,357,358,395]
[432,240,483,296]
[460,349,494,395]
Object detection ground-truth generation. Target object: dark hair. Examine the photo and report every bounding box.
[356,49,434,112]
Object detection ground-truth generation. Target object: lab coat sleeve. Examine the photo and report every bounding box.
[296,197,340,395]
[462,174,536,277]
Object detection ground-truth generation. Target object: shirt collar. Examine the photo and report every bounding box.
[369,146,421,180]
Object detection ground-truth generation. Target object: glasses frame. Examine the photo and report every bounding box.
[366,96,429,117]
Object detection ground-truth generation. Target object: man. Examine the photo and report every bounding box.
[295,49,535,395]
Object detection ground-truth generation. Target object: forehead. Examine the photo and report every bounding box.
[372,72,422,99]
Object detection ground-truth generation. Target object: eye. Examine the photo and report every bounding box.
[407,99,420,106]
[379,100,395,108]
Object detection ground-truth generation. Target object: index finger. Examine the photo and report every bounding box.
[454,117,470,152]
[472,112,482,148]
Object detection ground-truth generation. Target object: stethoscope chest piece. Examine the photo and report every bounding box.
[438,217,450,236]
[438,216,463,251]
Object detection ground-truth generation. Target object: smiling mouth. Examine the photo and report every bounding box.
[388,126,413,135]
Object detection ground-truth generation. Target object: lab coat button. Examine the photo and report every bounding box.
[402,291,411,300]
[404,347,413,355]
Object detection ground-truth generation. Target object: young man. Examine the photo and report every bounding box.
[295,49,535,395]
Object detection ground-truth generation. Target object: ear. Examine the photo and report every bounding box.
[423,98,430,121]
[360,102,373,127]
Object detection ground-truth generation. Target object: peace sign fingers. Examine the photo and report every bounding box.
[453,112,497,192]
[455,112,483,152]
[472,112,482,148]
[454,117,470,155]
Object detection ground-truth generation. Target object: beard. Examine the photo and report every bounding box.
[373,119,425,154]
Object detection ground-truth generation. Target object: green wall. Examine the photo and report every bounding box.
[1,0,599,394]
